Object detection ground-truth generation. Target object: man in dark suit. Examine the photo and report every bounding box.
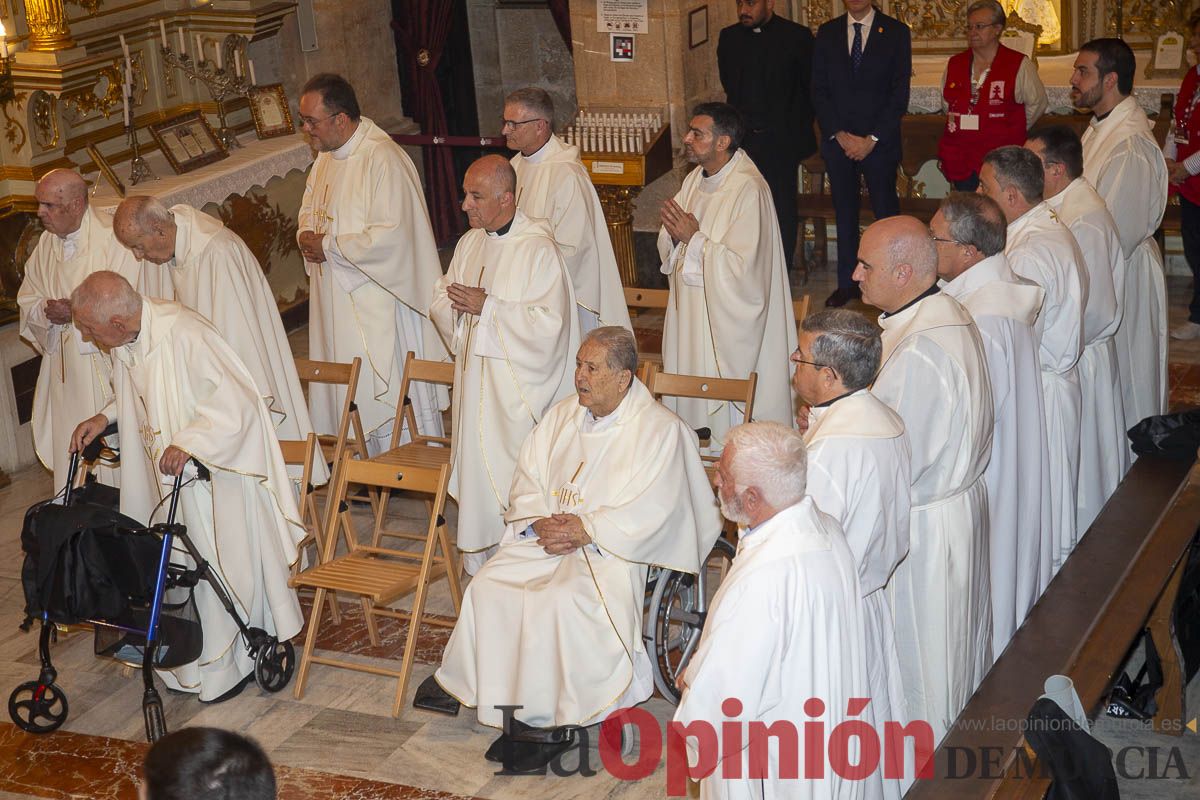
[812,0,912,306]
[718,0,815,272]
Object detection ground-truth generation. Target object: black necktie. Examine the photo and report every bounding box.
[851,22,863,71]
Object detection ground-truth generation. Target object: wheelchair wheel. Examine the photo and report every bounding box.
[253,638,295,693]
[9,680,68,734]
[647,536,736,704]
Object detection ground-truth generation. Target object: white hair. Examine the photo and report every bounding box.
[725,422,807,509]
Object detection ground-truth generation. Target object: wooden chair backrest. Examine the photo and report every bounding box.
[294,356,363,475]
[624,287,670,310]
[390,351,454,449]
[646,369,757,426]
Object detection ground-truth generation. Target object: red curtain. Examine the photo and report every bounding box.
[393,3,461,244]
[548,0,572,53]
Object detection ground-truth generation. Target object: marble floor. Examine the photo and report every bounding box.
[4,271,1200,799]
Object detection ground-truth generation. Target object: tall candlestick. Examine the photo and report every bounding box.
[248,59,257,85]
[159,20,168,48]
[178,28,186,55]
[122,84,130,128]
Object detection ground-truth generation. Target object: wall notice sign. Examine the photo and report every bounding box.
[598,0,648,34]
[592,161,626,175]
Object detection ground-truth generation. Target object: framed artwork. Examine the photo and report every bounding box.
[248,83,295,139]
[611,33,634,62]
[148,111,228,175]
[689,6,709,49]
[85,143,125,198]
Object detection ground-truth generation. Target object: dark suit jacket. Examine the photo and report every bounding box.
[811,8,912,161]
[717,14,815,159]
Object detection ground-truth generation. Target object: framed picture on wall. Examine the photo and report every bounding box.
[248,84,296,139]
[689,6,708,48]
[611,33,634,61]
[148,111,229,175]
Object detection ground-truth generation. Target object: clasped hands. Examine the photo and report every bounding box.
[298,230,326,264]
[531,514,591,556]
[1166,159,1191,186]
[660,199,700,245]
[45,298,72,325]
[836,131,876,162]
[447,282,487,316]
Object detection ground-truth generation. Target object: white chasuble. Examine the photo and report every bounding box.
[675,499,867,800]
[1044,178,1130,535]
[430,211,580,558]
[299,118,448,450]
[1004,202,1086,573]
[874,292,993,745]
[657,149,797,446]
[435,380,721,727]
[804,389,911,800]
[940,254,1052,654]
[1082,96,1169,438]
[18,207,144,493]
[105,299,305,700]
[166,205,324,484]
[512,134,632,334]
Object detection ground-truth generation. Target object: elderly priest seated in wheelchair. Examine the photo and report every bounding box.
[69,271,306,704]
[414,326,723,770]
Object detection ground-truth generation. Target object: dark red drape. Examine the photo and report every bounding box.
[548,0,572,53]
[393,3,461,244]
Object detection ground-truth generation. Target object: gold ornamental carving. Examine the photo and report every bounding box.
[25,0,77,52]
[62,54,145,126]
[889,0,962,39]
[31,91,59,151]
[2,90,27,149]
[66,0,103,14]
[1108,0,1187,37]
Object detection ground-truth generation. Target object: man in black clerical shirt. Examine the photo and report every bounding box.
[718,0,815,272]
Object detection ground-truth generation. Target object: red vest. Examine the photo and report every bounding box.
[1172,67,1200,206]
[937,44,1028,181]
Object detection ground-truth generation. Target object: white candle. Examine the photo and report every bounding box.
[248,59,257,85]
[124,56,132,88]
[215,42,222,70]
[194,34,203,61]
[234,51,242,77]
[178,28,186,55]
[122,85,130,128]
[119,34,130,61]
[159,20,168,48]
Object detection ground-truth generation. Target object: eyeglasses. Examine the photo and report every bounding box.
[299,112,343,129]
[501,117,545,130]
[967,22,1001,31]
[930,235,964,246]
[793,356,839,378]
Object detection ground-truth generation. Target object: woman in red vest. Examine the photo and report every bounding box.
[937,0,1048,191]
[1167,11,1200,340]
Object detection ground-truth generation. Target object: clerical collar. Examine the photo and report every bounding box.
[880,282,939,319]
[487,216,515,237]
[815,388,856,408]
[523,137,552,162]
[701,149,739,181]
[331,118,367,160]
[750,14,776,33]
[1093,108,1113,123]
[59,223,85,259]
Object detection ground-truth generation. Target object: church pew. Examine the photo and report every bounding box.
[904,451,1198,798]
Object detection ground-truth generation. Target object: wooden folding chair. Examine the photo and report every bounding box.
[294,357,379,552]
[624,286,669,314]
[278,433,340,623]
[645,368,758,474]
[369,352,455,547]
[290,458,461,717]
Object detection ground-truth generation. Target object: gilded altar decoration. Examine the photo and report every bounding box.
[66,0,103,14]
[888,0,962,39]
[62,55,145,126]
[1108,0,1187,37]
[216,191,299,274]
[25,0,76,52]
[2,89,26,149]
[31,90,58,151]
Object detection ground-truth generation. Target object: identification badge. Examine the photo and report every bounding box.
[960,114,980,131]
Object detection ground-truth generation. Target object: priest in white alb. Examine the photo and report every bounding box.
[658,102,796,447]
[856,215,993,745]
[933,192,1052,653]
[793,309,910,800]
[69,271,305,704]
[18,170,144,493]
[1027,126,1130,534]
[1073,38,1169,436]
[415,328,721,773]
[980,146,1087,573]
[113,196,322,482]
[675,422,868,799]
[297,73,447,453]
[504,87,632,334]
[430,155,580,574]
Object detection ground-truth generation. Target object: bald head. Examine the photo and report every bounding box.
[35,169,89,237]
[70,271,143,349]
[854,216,939,313]
[461,155,517,232]
[113,196,178,264]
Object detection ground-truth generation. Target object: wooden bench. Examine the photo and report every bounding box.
[907,451,1198,797]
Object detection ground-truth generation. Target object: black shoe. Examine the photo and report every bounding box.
[485,732,509,763]
[825,286,861,307]
[199,672,254,704]
[505,729,578,774]
[413,675,460,716]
